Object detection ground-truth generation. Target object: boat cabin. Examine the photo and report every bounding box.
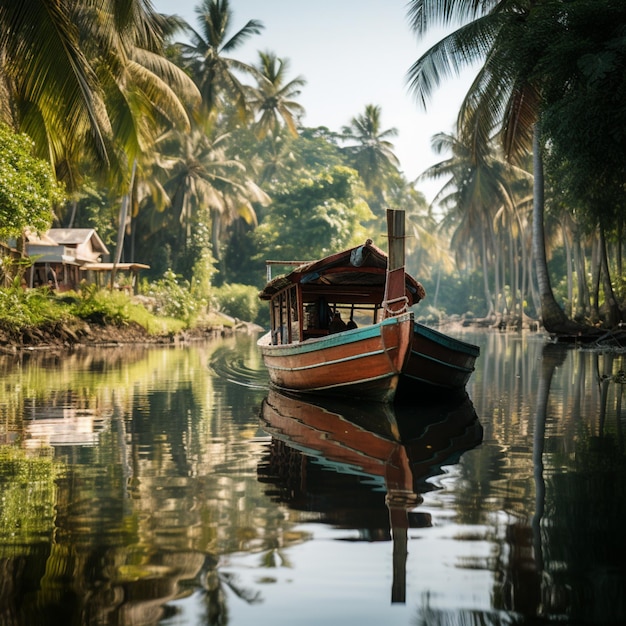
[259,240,425,346]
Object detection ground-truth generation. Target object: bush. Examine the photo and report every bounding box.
[70,284,131,325]
[0,278,68,331]
[144,269,205,324]
[212,283,260,323]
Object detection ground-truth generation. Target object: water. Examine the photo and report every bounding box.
[1,330,625,625]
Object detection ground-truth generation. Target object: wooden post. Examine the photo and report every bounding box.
[382,209,408,317]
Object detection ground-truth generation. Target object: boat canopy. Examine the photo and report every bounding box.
[258,239,426,306]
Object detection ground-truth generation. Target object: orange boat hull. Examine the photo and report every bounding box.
[258,311,413,403]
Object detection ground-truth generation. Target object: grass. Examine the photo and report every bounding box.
[0,282,232,339]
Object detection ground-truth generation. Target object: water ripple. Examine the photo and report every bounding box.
[209,345,269,390]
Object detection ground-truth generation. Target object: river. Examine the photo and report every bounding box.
[0,329,625,625]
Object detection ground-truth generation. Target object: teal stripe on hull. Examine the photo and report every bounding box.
[413,322,480,357]
[260,313,410,358]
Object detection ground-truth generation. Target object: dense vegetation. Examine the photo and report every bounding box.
[0,0,625,334]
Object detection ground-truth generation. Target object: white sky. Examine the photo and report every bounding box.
[153,0,475,201]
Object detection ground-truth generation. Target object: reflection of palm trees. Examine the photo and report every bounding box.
[198,555,261,626]
[491,345,563,616]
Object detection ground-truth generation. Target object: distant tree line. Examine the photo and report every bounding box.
[1,0,625,331]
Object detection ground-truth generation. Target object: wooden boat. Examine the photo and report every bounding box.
[258,210,423,402]
[258,388,483,603]
[398,322,481,399]
[257,209,479,402]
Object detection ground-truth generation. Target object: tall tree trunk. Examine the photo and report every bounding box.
[573,232,589,320]
[112,159,137,289]
[590,237,601,322]
[599,225,621,326]
[531,122,573,333]
[481,228,494,317]
[562,223,573,318]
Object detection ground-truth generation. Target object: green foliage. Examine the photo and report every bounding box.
[212,283,261,322]
[418,266,487,318]
[144,269,204,323]
[191,247,217,302]
[0,282,188,338]
[0,123,66,240]
[0,279,69,331]
[69,284,131,326]
[0,447,60,547]
[253,166,373,262]
[541,0,626,229]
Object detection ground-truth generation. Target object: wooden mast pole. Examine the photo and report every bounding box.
[382,209,408,318]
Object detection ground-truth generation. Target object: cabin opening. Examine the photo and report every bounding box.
[270,284,300,345]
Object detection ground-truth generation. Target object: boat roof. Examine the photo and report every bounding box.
[258,239,426,305]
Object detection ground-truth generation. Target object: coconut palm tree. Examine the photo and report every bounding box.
[422,130,519,318]
[247,51,306,139]
[0,1,200,191]
[179,0,263,120]
[406,0,577,332]
[84,3,201,269]
[0,0,111,166]
[157,120,269,259]
[341,104,400,214]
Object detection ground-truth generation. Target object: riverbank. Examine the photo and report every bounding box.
[0,316,262,355]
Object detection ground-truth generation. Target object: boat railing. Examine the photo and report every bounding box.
[265,260,311,281]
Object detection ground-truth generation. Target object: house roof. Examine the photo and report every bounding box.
[24,228,57,245]
[80,262,150,272]
[47,228,109,254]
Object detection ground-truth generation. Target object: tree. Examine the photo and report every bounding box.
[406,0,576,332]
[340,104,400,214]
[0,0,110,166]
[144,119,268,270]
[421,129,531,319]
[247,51,306,139]
[539,0,626,326]
[0,123,66,241]
[179,0,263,120]
[252,166,373,263]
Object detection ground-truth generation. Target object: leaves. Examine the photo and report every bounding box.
[0,123,66,239]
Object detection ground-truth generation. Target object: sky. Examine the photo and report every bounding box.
[153,0,475,201]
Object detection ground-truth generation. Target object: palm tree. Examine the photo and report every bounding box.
[84,3,201,269]
[341,104,400,211]
[406,0,576,332]
[247,51,306,139]
[422,130,521,318]
[179,0,263,120]
[157,120,269,259]
[0,0,111,166]
[0,1,199,191]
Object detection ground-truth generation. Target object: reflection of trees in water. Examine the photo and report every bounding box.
[539,349,626,624]
[483,342,626,623]
[413,340,626,625]
[0,343,295,625]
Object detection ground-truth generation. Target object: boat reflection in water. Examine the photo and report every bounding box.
[258,389,483,604]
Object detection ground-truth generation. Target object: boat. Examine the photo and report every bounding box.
[258,388,483,603]
[398,322,481,399]
[257,209,479,402]
[257,210,423,402]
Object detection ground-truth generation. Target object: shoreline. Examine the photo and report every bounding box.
[0,319,263,355]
